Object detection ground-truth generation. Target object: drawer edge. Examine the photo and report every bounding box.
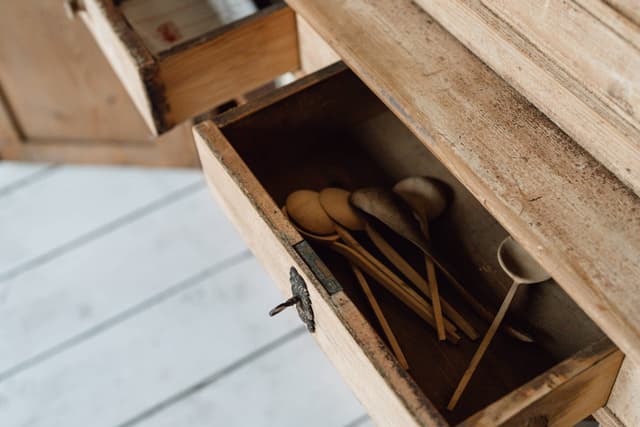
[193,120,449,427]
[460,339,623,427]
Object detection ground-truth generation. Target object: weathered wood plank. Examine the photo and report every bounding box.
[604,0,640,26]
[411,0,640,196]
[459,339,623,427]
[296,14,340,74]
[0,165,200,276]
[600,358,640,427]
[130,334,367,427]
[482,0,640,155]
[0,189,247,374]
[0,258,303,427]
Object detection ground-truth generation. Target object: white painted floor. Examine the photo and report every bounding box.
[0,162,372,427]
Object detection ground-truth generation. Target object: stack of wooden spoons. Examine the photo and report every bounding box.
[283,177,541,409]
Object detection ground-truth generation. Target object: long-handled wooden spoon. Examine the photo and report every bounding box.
[283,193,459,342]
[365,224,478,340]
[394,177,448,341]
[351,264,409,369]
[320,187,471,340]
[351,187,533,343]
[447,236,550,410]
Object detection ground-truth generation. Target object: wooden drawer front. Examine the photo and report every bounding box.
[193,64,623,426]
[75,0,299,135]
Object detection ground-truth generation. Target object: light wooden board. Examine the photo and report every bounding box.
[411,0,640,196]
[0,0,152,141]
[160,5,300,127]
[575,0,640,49]
[605,0,640,25]
[132,333,367,427]
[0,189,248,375]
[0,162,52,194]
[296,14,340,75]
[0,258,305,427]
[603,358,640,427]
[121,0,257,54]
[287,0,640,370]
[80,0,159,133]
[0,165,201,277]
[483,0,640,136]
[458,339,623,426]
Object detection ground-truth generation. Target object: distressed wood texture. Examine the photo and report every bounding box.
[604,0,640,25]
[193,65,624,426]
[287,0,640,371]
[596,358,640,427]
[411,0,640,196]
[78,0,299,135]
[459,339,623,427]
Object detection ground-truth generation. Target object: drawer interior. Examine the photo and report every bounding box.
[214,67,609,424]
[118,0,280,56]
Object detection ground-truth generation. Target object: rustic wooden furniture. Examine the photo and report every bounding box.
[4,0,639,425]
[195,1,639,425]
[0,1,335,165]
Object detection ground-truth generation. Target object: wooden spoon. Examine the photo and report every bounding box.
[365,224,479,340]
[315,188,411,368]
[394,177,448,341]
[351,187,533,342]
[285,189,336,235]
[447,236,550,410]
[283,203,460,343]
[321,186,470,341]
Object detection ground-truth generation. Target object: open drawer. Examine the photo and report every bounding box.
[70,0,299,135]
[193,63,624,426]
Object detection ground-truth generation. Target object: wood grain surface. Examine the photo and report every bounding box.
[412,0,640,196]
[287,0,640,371]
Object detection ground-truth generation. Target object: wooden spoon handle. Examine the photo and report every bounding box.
[331,241,461,343]
[335,225,458,339]
[365,224,479,340]
[448,280,521,410]
[425,254,446,341]
[421,221,446,341]
[352,265,409,370]
[420,242,533,343]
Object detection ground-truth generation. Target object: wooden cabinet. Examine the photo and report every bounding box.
[194,63,624,426]
[192,0,639,424]
[0,1,335,166]
[1,0,637,425]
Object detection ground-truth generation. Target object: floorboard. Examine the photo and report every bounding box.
[0,162,369,427]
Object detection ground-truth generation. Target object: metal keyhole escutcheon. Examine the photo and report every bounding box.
[269,267,315,333]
